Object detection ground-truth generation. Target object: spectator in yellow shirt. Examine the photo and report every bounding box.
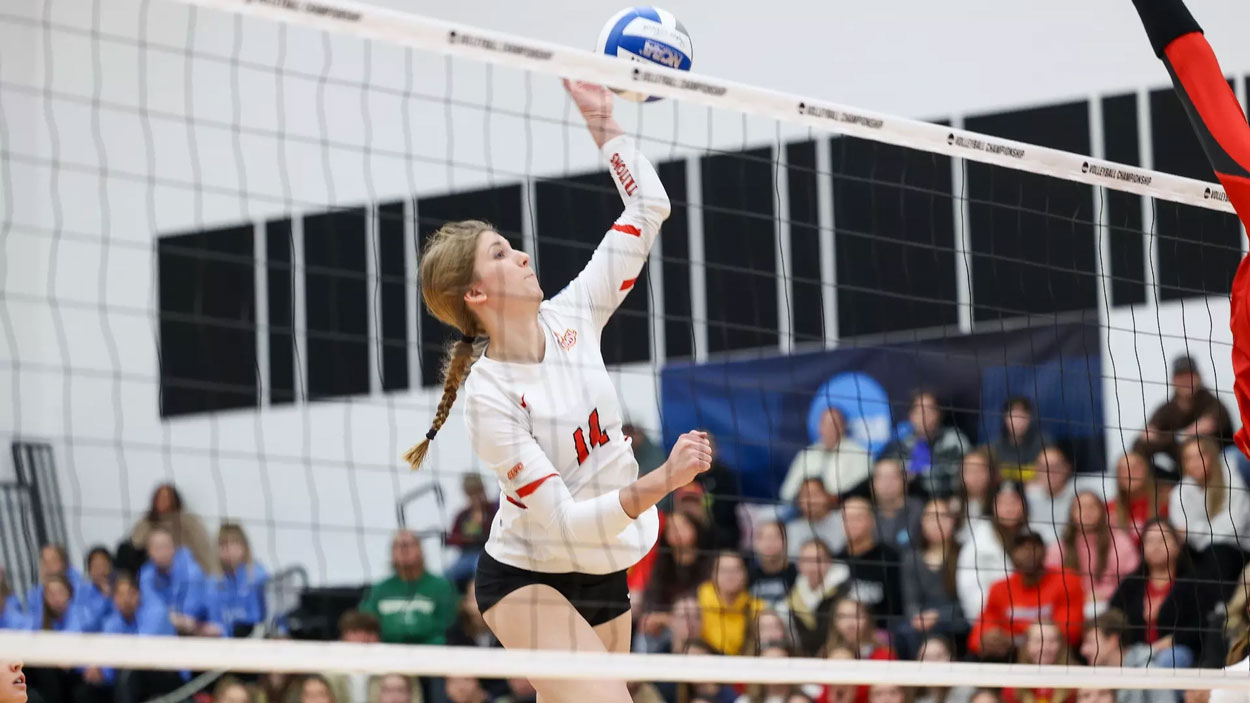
[697,552,764,655]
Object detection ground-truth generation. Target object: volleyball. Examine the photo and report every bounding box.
[595,6,693,103]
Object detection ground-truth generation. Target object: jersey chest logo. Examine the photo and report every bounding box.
[554,328,578,351]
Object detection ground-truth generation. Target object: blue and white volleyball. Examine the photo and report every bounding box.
[596,7,693,103]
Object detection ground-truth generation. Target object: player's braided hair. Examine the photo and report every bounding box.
[403,220,491,470]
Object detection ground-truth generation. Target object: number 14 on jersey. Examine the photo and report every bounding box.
[573,409,610,465]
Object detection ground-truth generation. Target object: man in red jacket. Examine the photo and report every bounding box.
[968,531,1085,661]
[1129,0,1250,460]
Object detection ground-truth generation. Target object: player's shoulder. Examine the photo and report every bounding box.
[462,366,526,423]
[462,369,504,410]
[543,286,595,328]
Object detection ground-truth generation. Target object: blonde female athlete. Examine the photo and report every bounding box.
[405,79,713,703]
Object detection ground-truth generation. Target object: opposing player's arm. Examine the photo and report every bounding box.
[1131,0,1250,225]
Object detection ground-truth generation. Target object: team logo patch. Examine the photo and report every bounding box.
[506,462,524,481]
[555,328,578,351]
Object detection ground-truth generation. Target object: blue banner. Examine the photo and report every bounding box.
[660,322,1104,500]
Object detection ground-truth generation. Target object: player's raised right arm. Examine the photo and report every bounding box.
[1130,0,1250,225]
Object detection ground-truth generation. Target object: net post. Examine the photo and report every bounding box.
[814,135,837,347]
[1136,87,1159,308]
[365,204,382,395]
[950,115,974,334]
[520,178,537,264]
[291,214,308,401]
[405,197,422,387]
[774,141,793,355]
[254,220,271,407]
[1089,94,1111,322]
[686,155,708,362]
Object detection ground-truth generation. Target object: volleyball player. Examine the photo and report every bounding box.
[1128,0,1250,460]
[1130,4,1250,695]
[406,79,712,703]
[0,660,26,703]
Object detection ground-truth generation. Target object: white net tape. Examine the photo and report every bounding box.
[5,632,1250,690]
[173,0,1233,213]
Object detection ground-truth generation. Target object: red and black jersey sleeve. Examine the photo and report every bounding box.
[1133,0,1250,458]
[1132,0,1250,225]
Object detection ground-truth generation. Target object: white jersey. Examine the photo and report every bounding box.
[464,134,668,575]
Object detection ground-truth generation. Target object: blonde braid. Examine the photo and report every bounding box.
[404,218,493,470]
[403,337,482,470]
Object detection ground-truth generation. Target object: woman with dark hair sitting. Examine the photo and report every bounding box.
[636,511,713,653]
[1108,519,1205,669]
[990,396,1050,483]
[24,544,81,624]
[894,499,968,660]
[22,574,84,702]
[125,482,215,574]
[76,547,115,632]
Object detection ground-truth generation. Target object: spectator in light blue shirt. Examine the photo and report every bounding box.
[201,522,268,638]
[28,573,82,633]
[23,573,89,702]
[138,525,207,635]
[24,543,83,624]
[0,565,24,630]
[74,546,116,633]
[79,572,188,703]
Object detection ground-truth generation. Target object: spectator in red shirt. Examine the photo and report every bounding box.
[819,644,858,703]
[969,531,1085,662]
[1107,451,1169,545]
[822,597,896,703]
[446,474,497,587]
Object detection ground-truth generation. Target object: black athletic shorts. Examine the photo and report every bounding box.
[474,550,630,627]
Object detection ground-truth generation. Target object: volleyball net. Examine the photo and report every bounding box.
[4,0,1250,698]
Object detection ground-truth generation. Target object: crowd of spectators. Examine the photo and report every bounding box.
[6,355,1250,703]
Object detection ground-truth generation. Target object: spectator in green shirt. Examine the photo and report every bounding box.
[359,530,458,645]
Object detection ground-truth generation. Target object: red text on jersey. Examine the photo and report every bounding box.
[610,153,639,196]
